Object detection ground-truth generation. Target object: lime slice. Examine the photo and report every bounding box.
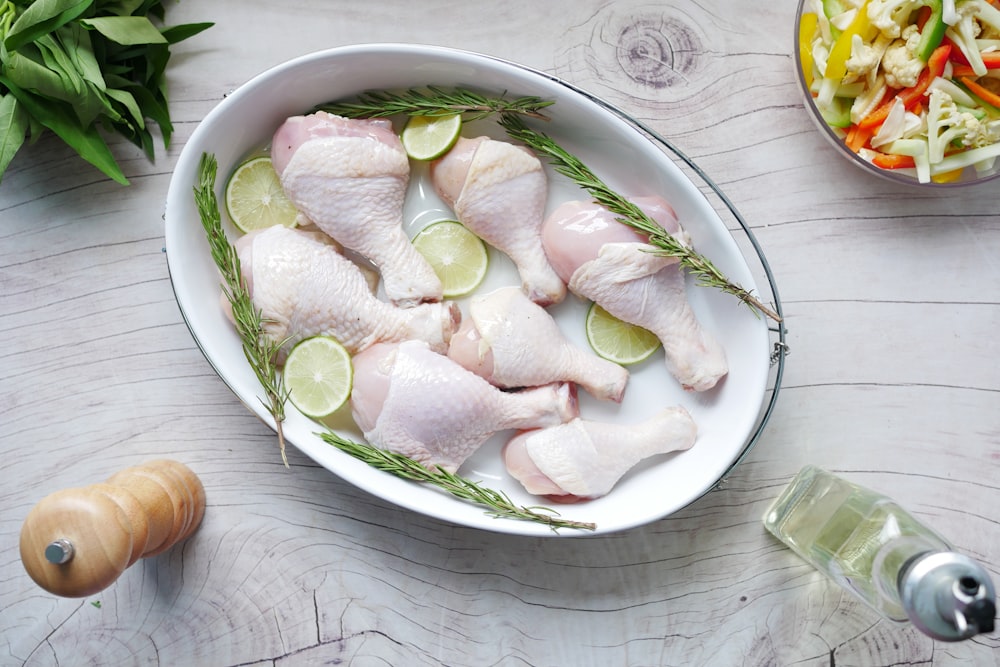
[224,156,299,233]
[400,114,462,160]
[585,303,661,365]
[412,220,489,297]
[283,336,353,418]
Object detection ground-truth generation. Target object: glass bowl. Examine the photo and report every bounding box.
[795,0,1000,187]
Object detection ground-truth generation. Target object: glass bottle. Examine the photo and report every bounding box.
[763,465,996,641]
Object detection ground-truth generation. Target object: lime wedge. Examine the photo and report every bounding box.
[412,220,489,297]
[283,336,353,418]
[224,156,299,233]
[400,114,462,160]
[585,303,661,365]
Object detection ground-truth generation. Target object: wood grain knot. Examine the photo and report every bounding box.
[615,16,702,89]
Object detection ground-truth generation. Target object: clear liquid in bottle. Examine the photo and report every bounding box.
[763,465,996,640]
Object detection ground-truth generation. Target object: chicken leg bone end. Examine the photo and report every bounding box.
[504,406,697,499]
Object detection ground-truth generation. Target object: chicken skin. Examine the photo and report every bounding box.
[431,136,566,306]
[502,406,697,499]
[232,226,458,356]
[447,286,628,402]
[272,111,442,306]
[351,340,578,473]
[541,197,728,392]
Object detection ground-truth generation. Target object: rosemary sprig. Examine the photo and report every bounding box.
[193,152,593,531]
[319,431,595,532]
[194,153,291,466]
[498,113,782,323]
[319,86,554,121]
[322,86,778,321]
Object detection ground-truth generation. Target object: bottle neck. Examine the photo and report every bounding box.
[898,551,998,641]
[871,536,949,612]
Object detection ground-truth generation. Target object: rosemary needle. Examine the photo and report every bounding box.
[193,152,593,531]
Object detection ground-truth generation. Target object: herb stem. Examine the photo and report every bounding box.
[498,113,781,323]
[193,152,593,530]
[320,431,596,532]
[319,86,554,121]
[194,153,290,466]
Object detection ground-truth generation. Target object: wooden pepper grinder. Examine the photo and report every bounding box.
[19,459,206,598]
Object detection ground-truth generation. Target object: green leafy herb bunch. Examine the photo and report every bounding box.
[0,0,212,185]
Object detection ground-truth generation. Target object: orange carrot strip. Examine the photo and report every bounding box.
[960,76,1000,108]
[872,153,916,169]
[859,44,952,129]
[846,124,873,152]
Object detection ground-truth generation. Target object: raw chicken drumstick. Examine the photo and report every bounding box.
[542,196,728,392]
[502,406,697,500]
[351,340,578,473]
[231,226,459,357]
[431,136,566,306]
[448,286,628,402]
[271,111,442,306]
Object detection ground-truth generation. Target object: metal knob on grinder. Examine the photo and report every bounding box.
[19,459,206,598]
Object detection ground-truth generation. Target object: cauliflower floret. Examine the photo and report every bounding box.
[882,25,924,87]
[926,88,1000,162]
[846,32,893,77]
[947,2,987,74]
[958,0,1000,36]
[960,114,1000,148]
[927,89,962,162]
[867,0,922,38]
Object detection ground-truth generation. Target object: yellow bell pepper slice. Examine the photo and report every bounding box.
[799,12,819,88]
[931,168,964,183]
[825,1,871,81]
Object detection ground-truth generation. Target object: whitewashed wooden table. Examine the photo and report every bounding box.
[2,1,998,665]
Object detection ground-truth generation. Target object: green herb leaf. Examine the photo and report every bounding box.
[34,34,86,98]
[0,74,128,184]
[56,23,105,91]
[105,86,143,131]
[96,0,145,15]
[32,34,108,126]
[3,47,77,102]
[0,93,29,180]
[80,16,167,45]
[126,82,170,144]
[0,2,210,185]
[160,22,213,45]
[4,0,93,52]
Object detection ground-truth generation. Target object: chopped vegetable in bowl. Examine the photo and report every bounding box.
[797,0,1000,185]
